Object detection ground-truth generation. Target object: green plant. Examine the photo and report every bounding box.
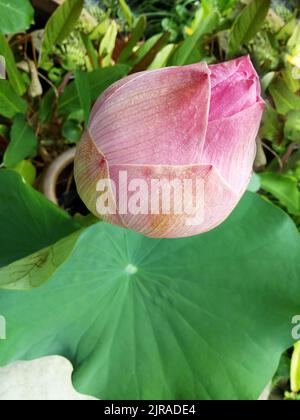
[0,0,299,400]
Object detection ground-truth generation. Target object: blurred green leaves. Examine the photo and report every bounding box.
[58,65,129,116]
[99,20,118,66]
[118,16,147,63]
[12,160,36,186]
[62,119,83,144]
[75,70,91,126]
[260,172,300,216]
[170,11,219,66]
[118,0,134,29]
[269,79,300,116]
[0,81,27,118]
[39,89,56,124]
[260,104,283,144]
[285,111,300,144]
[0,34,26,96]
[0,170,79,267]
[228,0,271,57]
[0,0,34,35]
[0,230,81,290]
[40,0,84,66]
[3,114,37,169]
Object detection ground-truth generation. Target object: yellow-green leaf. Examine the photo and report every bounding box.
[13,160,37,186]
[118,0,133,29]
[40,0,84,66]
[291,341,300,393]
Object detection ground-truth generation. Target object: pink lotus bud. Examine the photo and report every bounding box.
[75,56,264,238]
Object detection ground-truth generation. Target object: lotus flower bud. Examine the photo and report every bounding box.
[75,56,264,238]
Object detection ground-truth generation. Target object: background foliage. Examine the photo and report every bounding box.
[0,0,299,400]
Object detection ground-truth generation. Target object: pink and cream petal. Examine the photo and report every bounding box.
[201,103,264,195]
[209,56,262,121]
[209,56,260,91]
[89,72,146,124]
[74,130,123,227]
[88,64,211,166]
[107,163,238,238]
[75,57,265,238]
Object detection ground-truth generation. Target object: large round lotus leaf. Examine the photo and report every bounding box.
[0,193,300,400]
